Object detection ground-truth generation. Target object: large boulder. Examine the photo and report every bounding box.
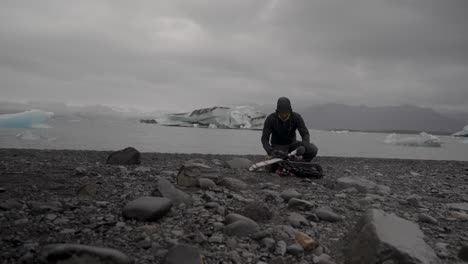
[106,147,141,165]
[40,244,131,264]
[177,160,219,187]
[344,209,439,264]
[122,196,172,221]
[152,179,193,206]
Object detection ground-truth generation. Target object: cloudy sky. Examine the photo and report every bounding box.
[1,0,467,112]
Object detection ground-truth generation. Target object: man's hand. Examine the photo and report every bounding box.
[271,149,288,159]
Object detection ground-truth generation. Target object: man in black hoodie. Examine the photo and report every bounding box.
[261,97,318,161]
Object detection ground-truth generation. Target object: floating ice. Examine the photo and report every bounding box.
[16,130,40,140]
[453,125,468,137]
[384,132,442,147]
[0,110,54,128]
[157,106,266,129]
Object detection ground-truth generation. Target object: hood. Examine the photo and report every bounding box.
[276,97,292,113]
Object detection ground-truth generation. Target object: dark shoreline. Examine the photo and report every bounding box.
[1,148,467,263]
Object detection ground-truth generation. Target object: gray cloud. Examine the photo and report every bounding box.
[1,0,467,111]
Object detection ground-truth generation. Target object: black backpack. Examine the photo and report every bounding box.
[276,161,324,179]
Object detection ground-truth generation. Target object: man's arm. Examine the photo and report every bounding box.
[297,114,310,143]
[261,115,273,155]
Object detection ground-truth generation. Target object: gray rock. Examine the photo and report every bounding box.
[239,202,273,222]
[458,243,468,261]
[194,231,207,243]
[288,212,309,228]
[163,244,202,264]
[288,198,314,211]
[219,177,248,191]
[435,242,449,258]
[316,206,342,222]
[273,225,299,243]
[336,177,390,194]
[122,196,172,221]
[344,209,439,264]
[270,257,286,264]
[134,166,152,173]
[0,199,22,210]
[152,178,193,206]
[275,240,287,256]
[447,203,468,212]
[0,187,5,193]
[40,244,131,264]
[313,254,335,264]
[262,237,276,251]
[224,220,260,237]
[208,234,224,243]
[106,147,141,165]
[407,194,423,207]
[225,213,257,225]
[251,230,271,241]
[226,158,252,169]
[287,244,304,256]
[198,178,216,190]
[177,161,219,187]
[280,188,302,202]
[418,213,438,225]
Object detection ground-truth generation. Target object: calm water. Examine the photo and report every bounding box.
[0,118,467,161]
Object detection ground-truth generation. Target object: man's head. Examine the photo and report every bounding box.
[276,97,292,121]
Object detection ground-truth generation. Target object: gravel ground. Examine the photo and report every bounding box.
[0,148,467,263]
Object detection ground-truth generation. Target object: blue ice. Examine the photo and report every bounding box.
[0,110,54,128]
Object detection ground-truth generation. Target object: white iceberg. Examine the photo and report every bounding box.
[384,132,442,147]
[0,110,54,128]
[453,125,468,137]
[157,106,266,130]
[16,130,40,140]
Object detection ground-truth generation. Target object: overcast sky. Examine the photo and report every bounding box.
[1,0,467,112]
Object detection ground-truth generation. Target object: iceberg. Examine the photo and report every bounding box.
[157,106,266,130]
[0,110,54,128]
[453,125,468,137]
[384,132,442,147]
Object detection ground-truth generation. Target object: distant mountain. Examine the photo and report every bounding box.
[301,104,464,134]
[0,101,159,120]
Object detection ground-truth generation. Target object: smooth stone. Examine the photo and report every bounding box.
[40,244,131,264]
[153,178,193,206]
[280,189,302,202]
[122,196,172,221]
[163,244,202,264]
[288,198,314,211]
[418,213,438,225]
[287,243,304,256]
[226,158,253,170]
[219,177,248,191]
[288,212,309,228]
[316,206,342,222]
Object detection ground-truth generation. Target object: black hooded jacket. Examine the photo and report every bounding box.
[261,97,310,154]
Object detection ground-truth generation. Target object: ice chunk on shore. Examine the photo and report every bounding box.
[453,125,468,137]
[0,110,54,128]
[157,106,266,130]
[384,132,442,147]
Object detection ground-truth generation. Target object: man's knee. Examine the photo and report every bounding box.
[303,143,318,161]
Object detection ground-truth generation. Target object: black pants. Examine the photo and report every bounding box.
[272,141,318,162]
